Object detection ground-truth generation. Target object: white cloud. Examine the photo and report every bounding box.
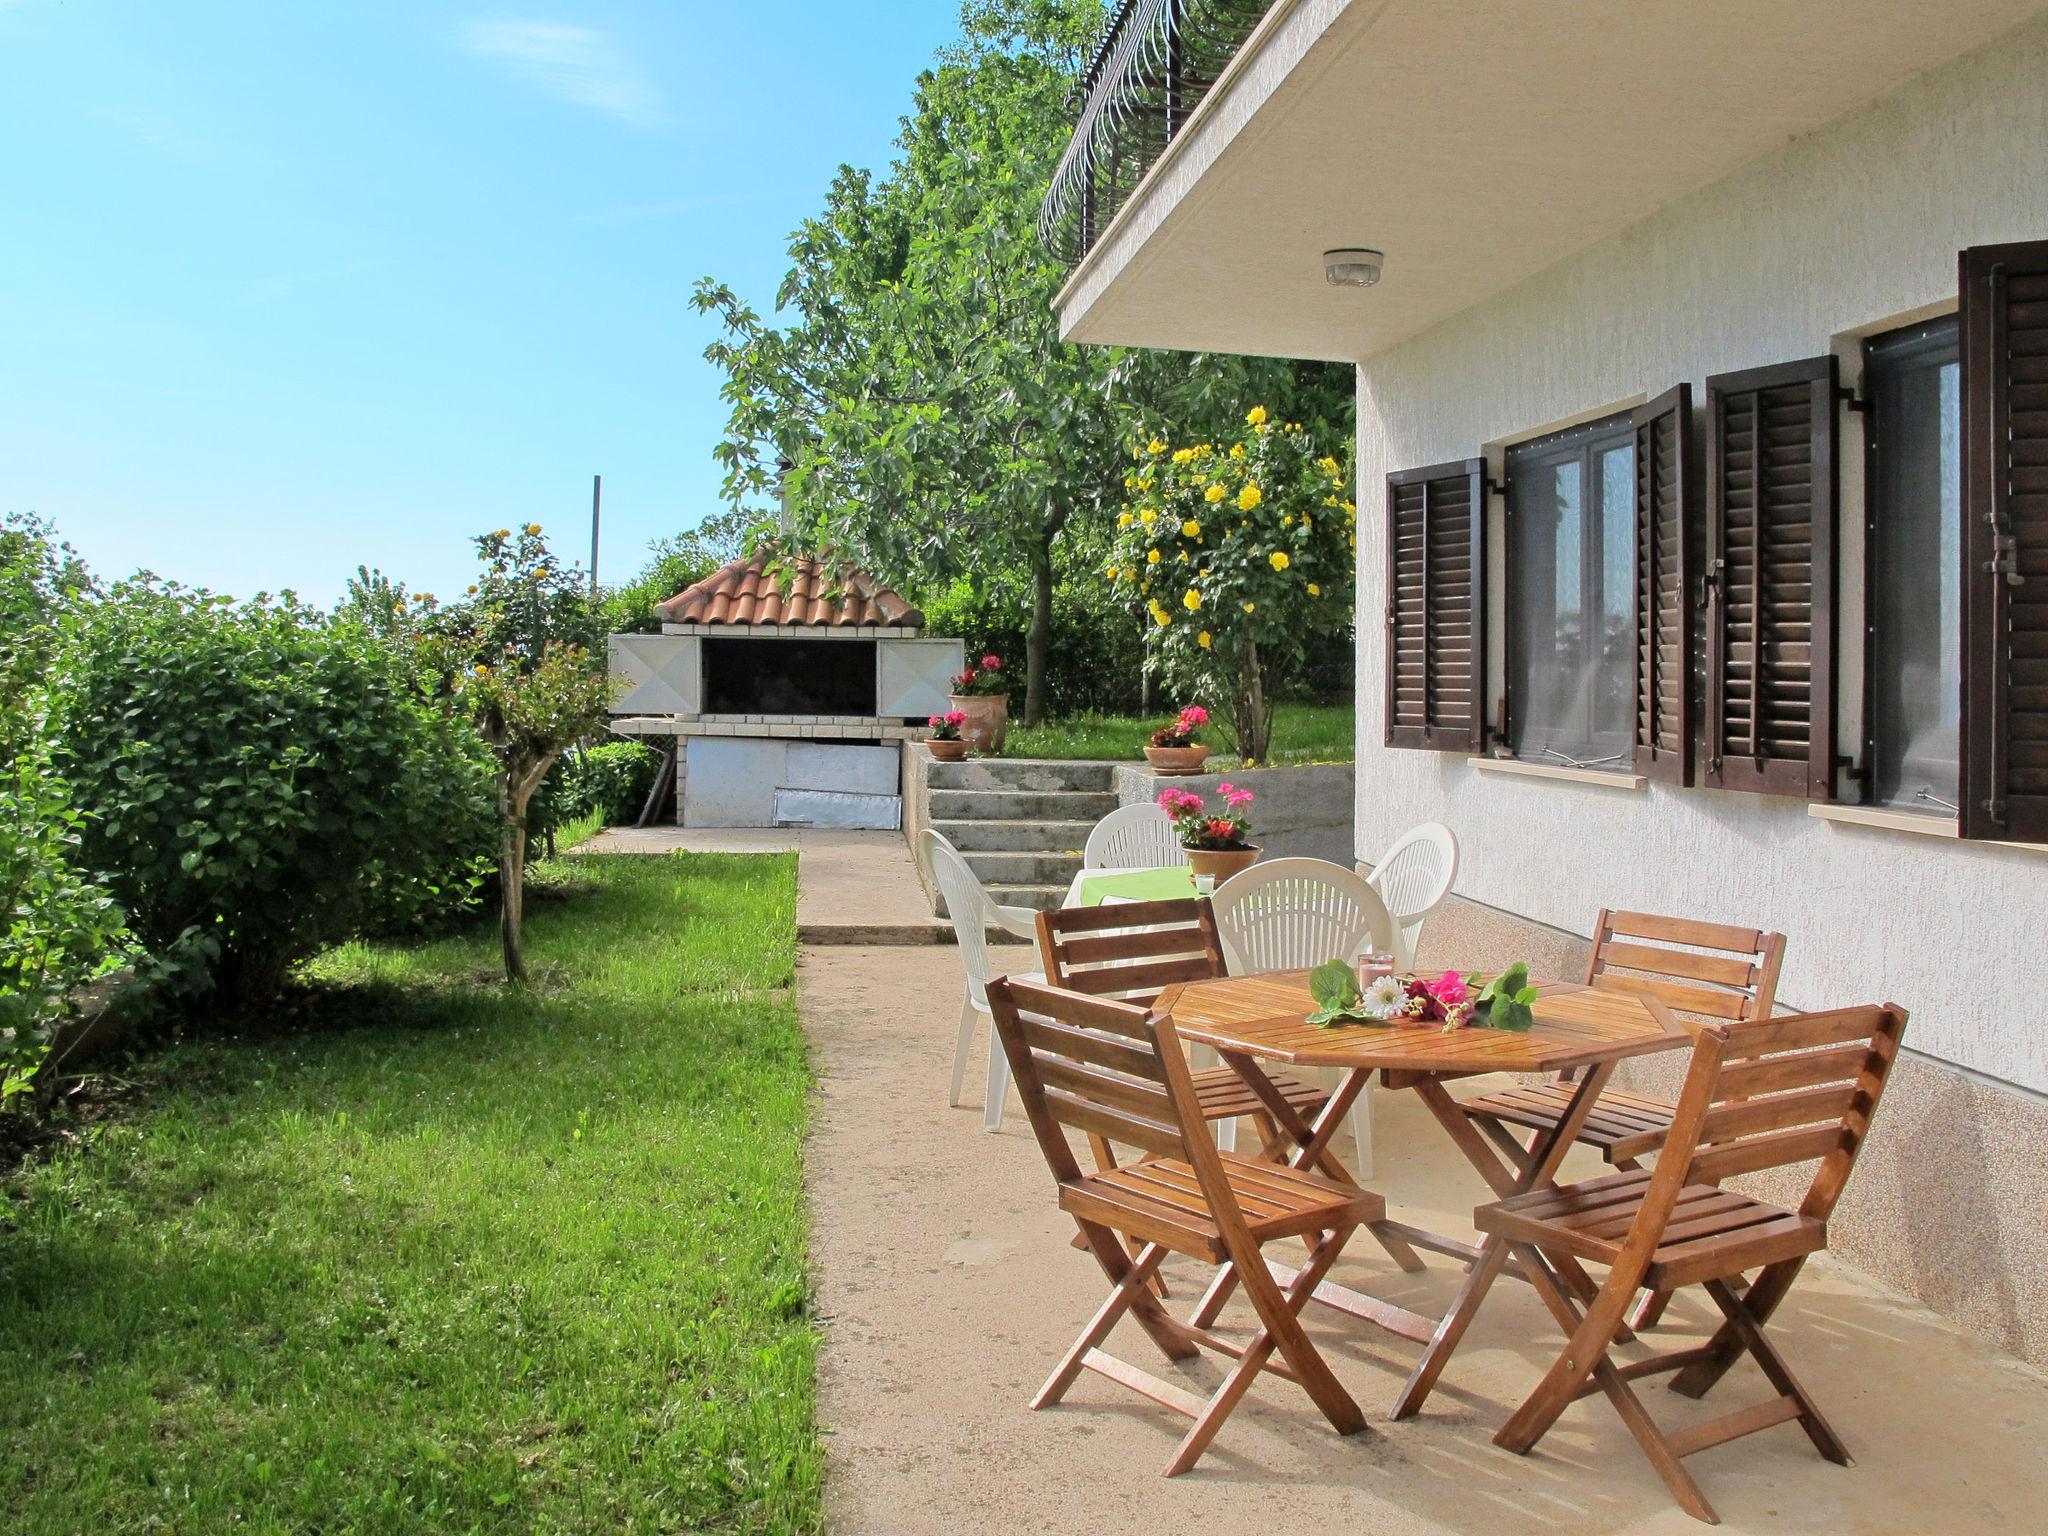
[459,19,663,128]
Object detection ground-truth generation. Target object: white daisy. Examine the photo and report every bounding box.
[1359,975,1408,1021]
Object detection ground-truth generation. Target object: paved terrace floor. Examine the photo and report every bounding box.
[607,826,2048,1531]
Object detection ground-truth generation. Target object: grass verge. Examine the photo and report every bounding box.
[998,700,1355,766]
[0,853,818,1534]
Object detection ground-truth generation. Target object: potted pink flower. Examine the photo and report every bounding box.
[1144,704,1211,776]
[946,653,1010,751]
[925,710,971,762]
[1157,781,1261,883]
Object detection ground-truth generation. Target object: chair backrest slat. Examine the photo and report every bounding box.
[1585,907,1786,1024]
[1037,898,1226,1006]
[986,977,1192,1174]
[1211,857,1397,976]
[1714,1042,1874,1102]
[1688,1125,1849,1185]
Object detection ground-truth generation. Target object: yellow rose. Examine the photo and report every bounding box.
[1172,447,1195,465]
[1242,601,1256,614]
[1318,456,1340,475]
[1147,438,1166,455]
[1307,582,1321,597]
[1182,588,1201,611]
[1139,508,1156,525]
[1117,511,1133,528]
[1197,630,1212,649]
[1237,484,1262,512]
[1229,443,1246,461]
[1147,548,1162,564]
[1153,607,1171,626]
[1181,520,1201,538]
[1281,514,1293,528]
[524,523,542,536]
[1302,515,1312,530]
[1270,551,1290,571]
[1177,550,1189,563]
[1246,405,1268,427]
[1122,566,1136,581]
[1204,483,1226,504]
[494,528,512,539]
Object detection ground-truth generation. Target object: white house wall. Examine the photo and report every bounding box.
[1353,18,2048,1094]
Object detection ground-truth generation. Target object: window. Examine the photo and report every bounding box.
[1505,414,1636,768]
[1865,316,1961,815]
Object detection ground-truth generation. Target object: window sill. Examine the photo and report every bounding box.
[1466,757,1646,790]
[1807,801,2048,855]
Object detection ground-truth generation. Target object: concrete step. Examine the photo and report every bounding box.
[961,849,1083,887]
[927,788,1117,821]
[926,758,1120,793]
[930,818,1092,854]
[983,881,1068,913]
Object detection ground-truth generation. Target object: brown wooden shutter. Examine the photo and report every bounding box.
[1633,384,1695,784]
[1702,357,1838,798]
[1384,459,1486,752]
[1960,240,2048,843]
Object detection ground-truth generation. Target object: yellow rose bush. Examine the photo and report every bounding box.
[1107,407,1355,762]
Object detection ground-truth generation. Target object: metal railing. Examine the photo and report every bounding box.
[1038,0,1275,267]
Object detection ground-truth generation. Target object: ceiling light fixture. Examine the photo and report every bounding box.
[1323,248,1384,288]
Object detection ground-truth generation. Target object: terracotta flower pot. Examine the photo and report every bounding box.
[1144,744,1209,776]
[925,738,968,762]
[1185,844,1260,885]
[947,692,1009,752]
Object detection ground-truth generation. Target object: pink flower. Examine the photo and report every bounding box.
[1156,788,1203,816]
[928,714,944,728]
[981,653,1003,671]
[1423,970,1470,1010]
[1177,705,1209,727]
[1223,787,1255,808]
[944,710,968,726]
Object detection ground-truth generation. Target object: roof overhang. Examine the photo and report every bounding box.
[1055,0,2048,362]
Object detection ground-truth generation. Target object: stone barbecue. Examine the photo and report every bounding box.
[607,551,961,829]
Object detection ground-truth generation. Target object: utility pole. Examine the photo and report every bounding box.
[589,474,602,596]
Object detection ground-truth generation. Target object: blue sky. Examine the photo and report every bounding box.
[0,0,965,603]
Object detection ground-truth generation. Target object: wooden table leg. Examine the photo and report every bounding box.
[1390,1062,1617,1420]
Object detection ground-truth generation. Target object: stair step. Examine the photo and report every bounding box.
[928,788,1116,821]
[962,850,1083,886]
[926,758,1121,793]
[931,818,1092,853]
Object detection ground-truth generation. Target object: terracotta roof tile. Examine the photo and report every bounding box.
[655,552,923,628]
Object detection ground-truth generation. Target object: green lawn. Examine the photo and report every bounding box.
[0,854,819,1534]
[999,700,1355,766]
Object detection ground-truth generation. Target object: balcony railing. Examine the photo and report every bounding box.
[1039,0,1275,268]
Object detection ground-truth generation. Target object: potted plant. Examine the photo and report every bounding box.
[1144,704,1211,775]
[1157,782,1261,883]
[946,653,1010,752]
[925,710,970,762]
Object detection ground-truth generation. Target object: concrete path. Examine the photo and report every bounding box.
[800,942,2048,1535]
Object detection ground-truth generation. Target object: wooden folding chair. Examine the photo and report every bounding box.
[1461,909,1786,1325]
[1476,1002,1906,1524]
[1036,898,1341,1166]
[984,974,1380,1475]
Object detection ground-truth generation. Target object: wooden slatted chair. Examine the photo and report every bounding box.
[1461,910,1786,1326]
[984,974,1379,1474]
[1477,1002,1906,1525]
[1036,897,1335,1163]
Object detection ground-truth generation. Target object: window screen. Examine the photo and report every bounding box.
[1507,414,1636,767]
[1866,317,1960,814]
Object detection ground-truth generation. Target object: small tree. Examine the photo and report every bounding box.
[1106,407,1356,763]
[422,528,612,983]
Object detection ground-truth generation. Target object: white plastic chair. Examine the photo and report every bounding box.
[922,829,1041,1130]
[1209,857,1399,1175]
[1083,801,1188,870]
[1366,822,1459,971]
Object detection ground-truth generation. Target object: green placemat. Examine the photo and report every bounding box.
[1077,866,1198,907]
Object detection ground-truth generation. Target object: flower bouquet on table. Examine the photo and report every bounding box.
[946,654,1010,751]
[1307,960,1541,1031]
[1145,704,1211,775]
[1158,781,1259,883]
[925,710,970,762]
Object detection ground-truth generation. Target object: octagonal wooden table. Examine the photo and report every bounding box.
[1158,969,1687,1419]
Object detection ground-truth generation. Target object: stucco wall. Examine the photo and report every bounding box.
[1352,18,2048,1094]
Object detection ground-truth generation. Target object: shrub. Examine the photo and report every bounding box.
[920,575,1147,715]
[1,734,133,1106]
[46,583,495,1009]
[1107,407,1356,761]
[557,741,663,827]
